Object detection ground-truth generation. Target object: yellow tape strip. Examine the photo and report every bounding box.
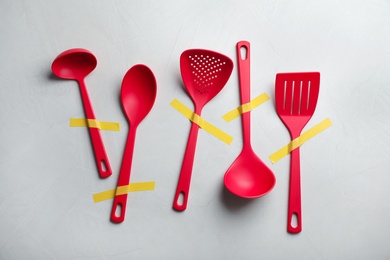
[92,182,155,203]
[222,93,270,122]
[170,99,233,145]
[70,118,120,131]
[269,118,332,163]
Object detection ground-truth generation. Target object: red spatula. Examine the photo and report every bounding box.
[275,72,320,233]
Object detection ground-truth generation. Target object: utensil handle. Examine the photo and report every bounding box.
[111,194,128,223]
[78,79,112,178]
[236,41,251,146]
[173,120,200,211]
[111,126,137,223]
[288,146,302,233]
[88,128,112,178]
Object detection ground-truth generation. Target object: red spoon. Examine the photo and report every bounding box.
[224,41,276,198]
[51,48,112,178]
[173,49,233,211]
[110,64,157,223]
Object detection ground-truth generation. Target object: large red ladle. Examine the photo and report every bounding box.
[110,64,157,223]
[51,48,112,178]
[224,41,276,198]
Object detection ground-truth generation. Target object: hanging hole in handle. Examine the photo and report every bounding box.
[101,160,107,172]
[290,213,298,228]
[115,202,122,218]
[240,46,248,60]
[177,192,185,206]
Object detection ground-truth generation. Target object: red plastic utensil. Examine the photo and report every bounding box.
[275,72,320,233]
[110,64,157,223]
[173,49,233,211]
[51,48,112,178]
[224,41,276,198]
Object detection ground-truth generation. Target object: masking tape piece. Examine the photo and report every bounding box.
[170,99,233,145]
[70,118,120,131]
[222,93,270,122]
[269,118,332,164]
[93,182,155,203]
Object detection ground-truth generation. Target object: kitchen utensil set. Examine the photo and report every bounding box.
[52,41,320,232]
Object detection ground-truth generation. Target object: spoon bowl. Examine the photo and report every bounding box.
[121,64,157,124]
[51,48,112,178]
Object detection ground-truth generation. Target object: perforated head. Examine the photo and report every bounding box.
[180,49,233,108]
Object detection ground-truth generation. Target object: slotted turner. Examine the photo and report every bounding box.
[173,49,233,211]
[275,72,320,233]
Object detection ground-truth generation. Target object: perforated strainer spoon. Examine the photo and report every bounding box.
[173,49,233,211]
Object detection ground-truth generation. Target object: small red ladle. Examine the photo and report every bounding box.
[110,64,157,223]
[51,48,112,178]
[223,41,276,198]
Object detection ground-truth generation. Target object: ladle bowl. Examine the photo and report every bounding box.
[224,147,276,198]
[52,48,97,80]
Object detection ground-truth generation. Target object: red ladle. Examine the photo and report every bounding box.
[51,48,112,178]
[223,41,276,198]
[111,64,157,223]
